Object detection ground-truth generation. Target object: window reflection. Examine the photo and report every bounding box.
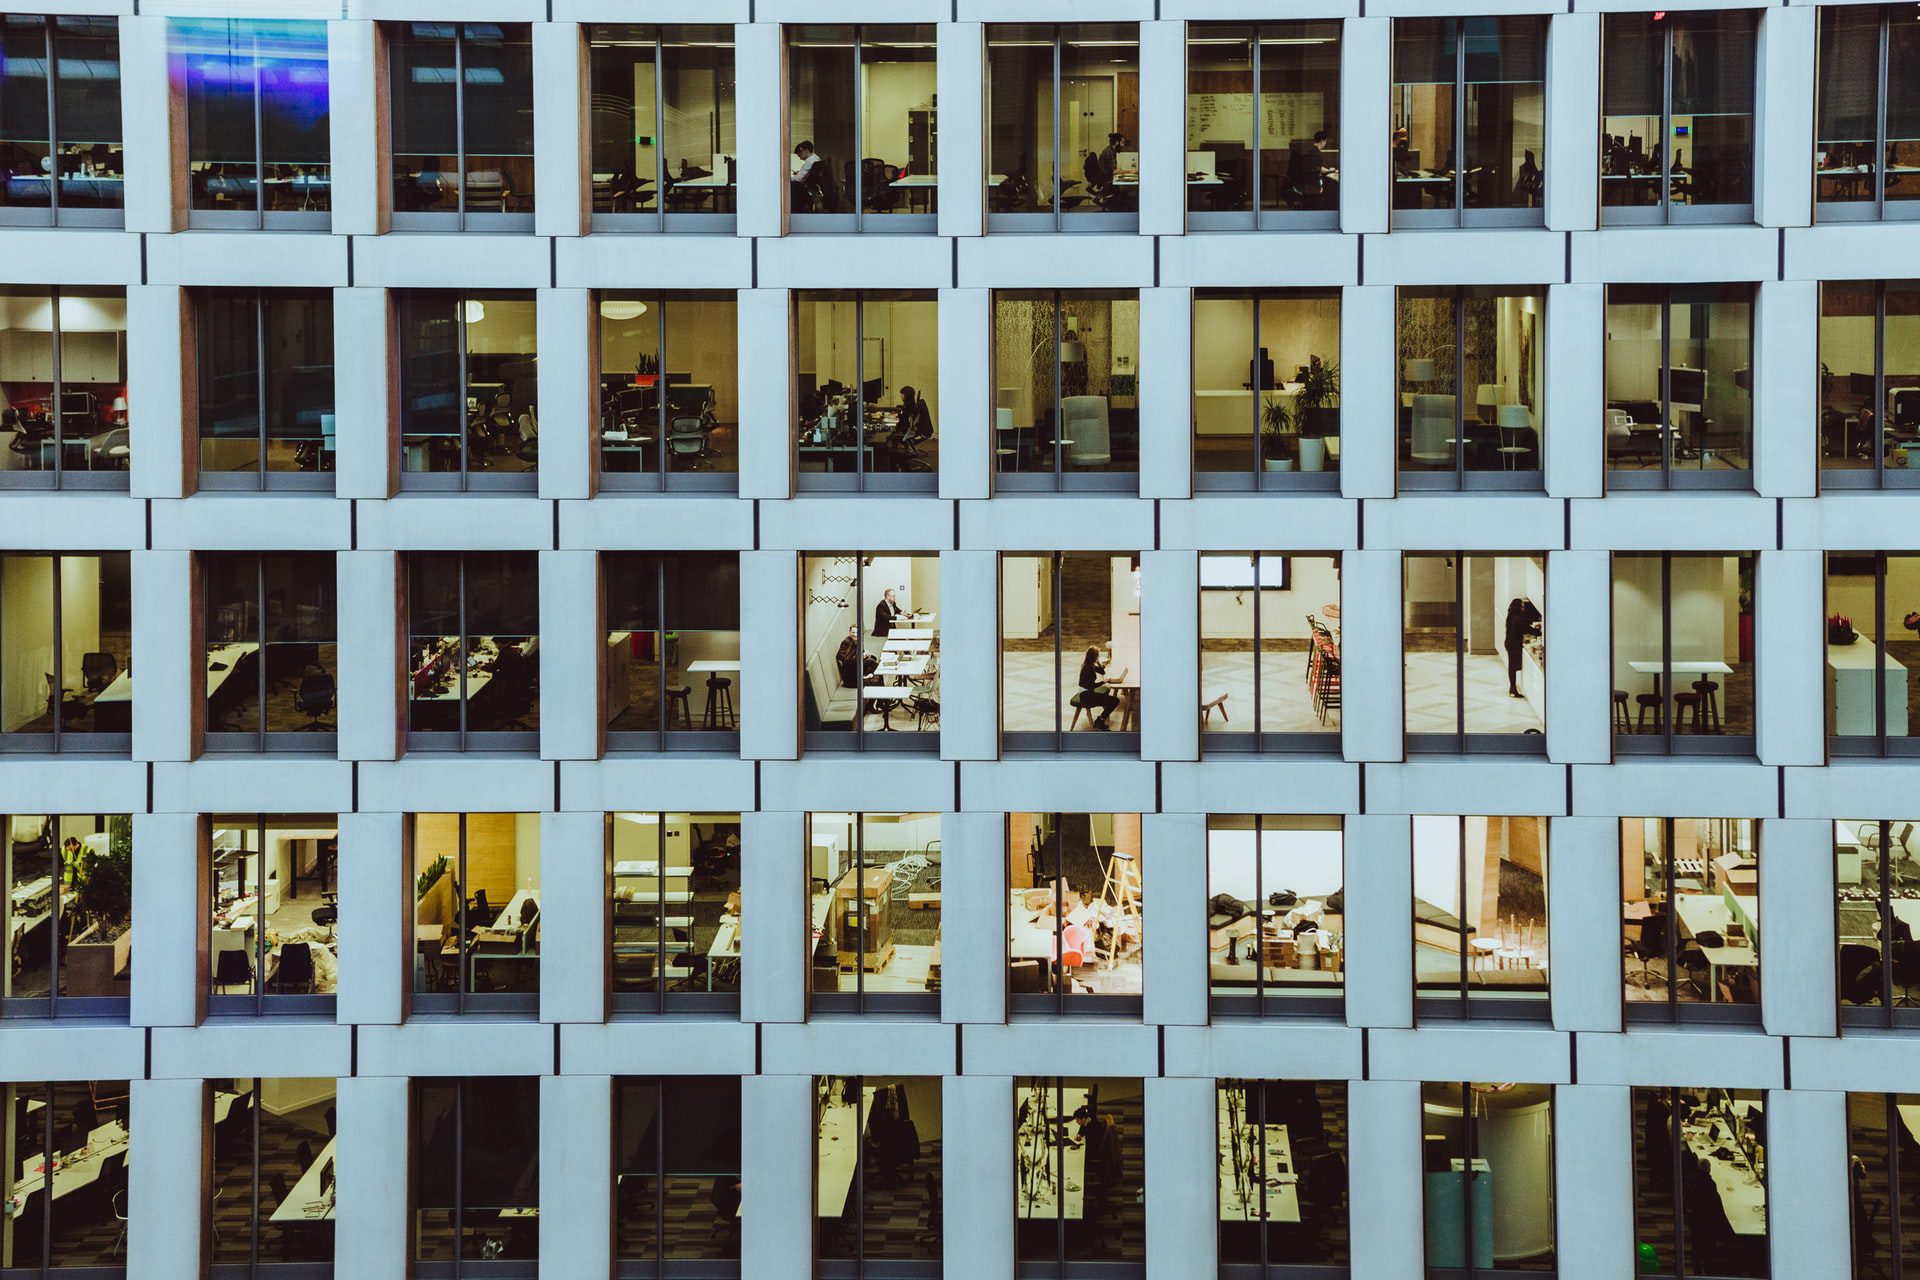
[407,553,540,745]
[1824,554,1920,752]
[174,19,331,227]
[0,17,124,227]
[1185,23,1341,226]
[1392,18,1544,225]
[390,23,534,228]
[987,25,1139,229]
[1819,280,1920,485]
[616,1076,741,1264]
[196,291,334,486]
[414,1078,539,1264]
[815,1077,941,1270]
[398,292,538,488]
[1397,289,1544,487]
[1602,13,1756,222]
[789,26,937,226]
[1835,819,1920,1024]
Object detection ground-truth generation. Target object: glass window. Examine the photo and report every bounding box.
[587,25,736,231]
[1825,554,1920,753]
[1008,814,1143,1014]
[986,25,1139,231]
[0,17,123,228]
[1199,554,1342,747]
[1602,12,1756,223]
[993,291,1139,490]
[1193,290,1341,488]
[1847,1092,1920,1278]
[390,23,533,230]
[398,291,538,490]
[604,552,741,750]
[1819,280,1920,487]
[1186,23,1341,229]
[1402,554,1546,749]
[1397,289,1545,488]
[413,1078,539,1266]
[208,815,338,1012]
[200,552,338,748]
[1015,1078,1143,1266]
[410,814,540,1014]
[1610,554,1756,754]
[615,1076,741,1266]
[208,1077,337,1268]
[1632,1086,1769,1277]
[0,1081,131,1269]
[1624,818,1760,1021]
[0,552,132,750]
[1835,819,1920,1026]
[174,19,330,229]
[789,26,937,230]
[1413,817,1549,1016]
[196,290,334,488]
[1207,816,1344,1014]
[407,553,539,748]
[808,814,941,1013]
[1421,1082,1555,1273]
[815,1077,940,1270]
[1392,18,1545,227]
[0,287,130,489]
[795,292,939,489]
[1000,552,1142,752]
[801,553,940,748]
[1219,1082,1348,1273]
[610,811,741,1012]
[597,292,738,489]
[1816,7,1920,220]
[1605,285,1754,487]
[2,815,132,1017]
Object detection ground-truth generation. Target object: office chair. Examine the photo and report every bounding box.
[295,670,335,730]
[81,651,117,694]
[214,947,254,994]
[310,900,338,941]
[274,942,316,994]
[1625,912,1669,987]
[668,416,706,470]
[471,889,495,928]
[1839,943,1882,1006]
[111,1190,127,1257]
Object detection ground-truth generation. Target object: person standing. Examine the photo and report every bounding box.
[873,588,912,639]
[1505,596,1542,697]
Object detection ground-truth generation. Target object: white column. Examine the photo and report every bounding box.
[539,1075,612,1279]
[337,551,401,761]
[540,810,607,1025]
[335,811,406,1026]
[119,15,181,234]
[1344,813,1412,1029]
[538,549,601,761]
[1754,280,1818,499]
[737,290,793,499]
[1340,550,1404,761]
[1766,1089,1850,1279]
[1755,6,1817,230]
[1544,283,1604,498]
[1139,20,1187,237]
[328,21,384,237]
[1759,819,1837,1039]
[1756,550,1824,767]
[1553,1085,1634,1280]
[939,288,991,499]
[940,810,1008,1026]
[131,812,201,1029]
[741,810,805,1024]
[1142,812,1207,1027]
[1546,550,1612,763]
[128,1078,203,1280]
[1544,14,1600,233]
[1145,1076,1216,1276]
[741,1074,813,1280]
[333,287,397,499]
[1340,18,1391,236]
[938,24,985,240]
[131,549,194,764]
[537,288,596,500]
[739,551,799,760]
[532,22,588,239]
[734,23,784,239]
[128,285,189,499]
[938,550,1000,760]
[1549,816,1624,1032]
[1139,287,1193,499]
[1141,549,1199,761]
[1340,286,1396,498]
[336,1076,411,1280]
[943,1076,1014,1280]
[1347,1079,1423,1279]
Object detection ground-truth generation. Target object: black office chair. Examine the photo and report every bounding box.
[214,948,253,994]
[81,651,117,693]
[295,669,335,730]
[274,942,316,994]
[310,898,338,940]
[1626,911,1670,987]
[471,889,495,928]
[1840,943,1884,1006]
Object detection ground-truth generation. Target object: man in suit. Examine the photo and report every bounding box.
[872,588,914,639]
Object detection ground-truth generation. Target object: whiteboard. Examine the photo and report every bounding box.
[1187,91,1329,148]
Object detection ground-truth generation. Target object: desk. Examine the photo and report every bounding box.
[1626,659,1732,700]
[271,1136,337,1222]
[890,627,936,640]
[1015,1085,1088,1220]
[1898,1103,1920,1148]
[1828,643,1910,736]
[1217,1093,1299,1223]
[1673,893,1757,1002]
[7,1121,129,1219]
[816,1086,877,1218]
[1680,1111,1768,1236]
[859,685,914,729]
[687,659,741,675]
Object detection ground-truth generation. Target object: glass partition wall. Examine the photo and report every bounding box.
[610,811,741,1013]
[1397,289,1545,488]
[0,286,131,490]
[787,26,937,232]
[1192,290,1341,488]
[1206,816,1344,1015]
[1199,553,1342,749]
[1402,554,1547,751]
[1413,816,1550,1019]
[0,16,124,228]
[174,18,331,229]
[993,291,1139,490]
[808,813,942,1013]
[597,292,737,488]
[1605,286,1753,487]
[1815,5,1920,221]
[1835,819,1920,1027]
[986,25,1140,231]
[1391,18,1546,228]
[2,814,132,1017]
[587,25,736,231]
[1007,813,1144,1015]
[1624,818,1760,1023]
[1818,280,1920,487]
[1000,552,1142,752]
[1185,22,1342,230]
[794,292,938,489]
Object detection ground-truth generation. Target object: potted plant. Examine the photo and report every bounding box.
[64,816,132,997]
[1293,359,1341,473]
[1260,396,1296,472]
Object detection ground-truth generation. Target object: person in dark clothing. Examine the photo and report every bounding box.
[1077,646,1121,729]
[1504,596,1542,697]
[1073,1106,1125,1217]
[835,625,875,689]
[873,588,913,638]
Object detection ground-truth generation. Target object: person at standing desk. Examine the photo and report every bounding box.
[872,588,918,639]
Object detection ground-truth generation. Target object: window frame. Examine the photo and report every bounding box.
[206,1076,338,1278]
[1191,289,1343,492]
[397,291,538,493]
[1,814,133,1020]
[200,553,338,752]
[176,18,332,233]
[1199,553,1343,754]
[597,291,737,493]
[1395,288,1547,492]
[1604,285,1755,491]
[195,291,335,492]
[0,16,124,230]
[1817,280,1920,490]
[387,22,534,233]
[405,553,540,753]
[1185,22,1343,233]
[1390,16,1547,230]
[1412,816,1552,1023]
[603,552,740,754]
[0,552,133,755]
[1836,819,1920,1030]
[586,24,737,236]
[609,811,741,1017]
[412,1077,540,1278]
[0,1080,133,1274]
[1624,817,1763,1028]
[408,813,539,1017]
[1206,816,1346,1018]
[1008,814,1144,1019]
[1611,554,1757,758]
[1403,553,1549,755]
[802,553,939,753]
[813,1075,941,1278]
[787,25,938,236]
[1000,552,1141,754]
[793,291,939,493]
[1420,1080,1558,1280]
[206,815,338,1018]
[992,290,1140,493]
[0,286,131,492]
[1631,1085,1772,1278]
[985,24,1140,235]
[807,814,940,1015]
[1814,6,1918,224]
[1824,553,1920,756]
[1600,12,1758,226]
[613,1075,743,1277]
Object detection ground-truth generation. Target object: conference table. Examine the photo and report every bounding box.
[815,1085,878,1217]
[1217,1090,1300,1223]
[271,1136,337,1223]
[1680,1105,1768,1237]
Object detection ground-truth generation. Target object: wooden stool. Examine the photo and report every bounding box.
[1634,692,1663,733]
[665,686,693,730]
[1690,679,1721,733]
[1612,690,1631,734]
[1672,690,1701,732]
[1200,691,1230,725]
[703,675,735,729]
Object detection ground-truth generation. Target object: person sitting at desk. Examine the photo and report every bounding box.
[791,141,820,211]
[1076,647,1121,730]
[873,588,915,638]
[1392,129,1414,175]
[836,625,877,689]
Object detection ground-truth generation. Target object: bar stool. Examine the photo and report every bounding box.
[1612,690,1631,734]
[1689,678,1721,733]
[703,675,736,729]
[1634,692,1663,733]
[665,685,693,730]
[1672,690,1701,732]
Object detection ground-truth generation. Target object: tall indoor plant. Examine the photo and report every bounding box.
[1293,359,1341,473]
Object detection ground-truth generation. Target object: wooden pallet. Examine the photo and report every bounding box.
[837,939,895,973]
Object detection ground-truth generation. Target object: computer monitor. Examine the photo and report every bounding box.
[1892,386,1920,429]
[1668,366,1706,412]
[1251,348,1276,390]
[861,377,884,404]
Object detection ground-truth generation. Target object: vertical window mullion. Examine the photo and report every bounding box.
[257,297,272,488]
[1876,555,1889,747]
[44,20,59,218]
[50,556,64,752]
[1254,1085,1270,1271]
[852,34,865,230]
[1253,820,1265,1007]
[457,817,469,1009]
[457,558,470,743]
[855,818,867,1006]
[1455,557,1467,746]
[41,1088,54,1263]
[1669,1087,1688,1278]
[1666,822,1679,1011]
[453,30,467,224]
[1053,296,1065,482]
[653,1078,667,1278]
[257,555,269,745]
[456,296,472,483]
[452,1082,465,1275]
[854,559,865,749]
[250,1076,263,1261]
[252,42,266,222]
[1455,28,1467,216]
[1052,34,1063,233]
[1885,822,1897,1013]
[256,816,268,1008]
[1053,557,1065,744]
[656,302,669,481]
[1252,554,1263,750]
[1661,30,1675,221]
[654,37,668,233]
[1876,285,1889,482]
[1661,557,1674,754]
[1889,1090,1906,1272]
[1454,293,1468,481]
[657,562,668,752]
[1250,35,1263,217]
[1250,293,1263,477]
[1879,18,1893,212]
[1458,819,1470,1001]
[50,289,64,480]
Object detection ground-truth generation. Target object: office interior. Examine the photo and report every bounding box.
[994,292,1139,477]
[411,814,541,999]
[414,1077,539,1262]
[604,553,742,740]
[1198,553,1343,738]
[1610,555,1754,739]
[1192,291,1342,475]
[1835,819,1920,1010]
[208,816,338,999]
[615,1075,743,1262]
[1814,6,1920,209]
[1391,18,1546,214]
[0,15,125,216]
[1843,1090,1920,1277]
[0,553,131,737]
[795,293,938,478]
[788,26,938,217]
[1206,816,1344,1001]
[986,26,1140,216]
[399,294,539,476]
[802,554,939,737]
[175,19,332,216]
[1824,554,1920,741]
[1623,818,1759,1007]
[1008,813,1145,999]
[1001,554,1140,736]
[196,292,335,476]
[0,1080,131,1269]
[1818,280,1920,470]
[389,24,536,217]
[809,814,942,1001]
[611,811,741,998]
[1183,23,1342,215]
[1014,1077,1145,1264]
[201,554,338,740]
[598,294,738,476]
[1632,1086,1769,1278]
[3,815,129,1005]
[0,288,129,477]
[1601,13,1758,211]
[1413,817,1549,1001]
[1217,1080,1349,1267]
[1420,1081,1555,1271]
[1605,287,1753,472]
[1403,554,1546,737]
[406,553,541,739]
[209,1076,337,1266]
[587,25,737,216]
[814,1076,942,1266]
[1398,290,1543,476]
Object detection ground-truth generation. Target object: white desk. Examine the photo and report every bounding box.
[1898,1102,1920,1148]
[816,1086,877,1218]
[1015,1085,1088,1220]
[270,1135,337,1222]
[1217,1092,1299,1223]
[889,627,935,641]
[1673,893,1757,1001]
[1627,659,1732,687]
[1680,1112,1768,1236]
[1828,643,1909,736]
[8,1121,129,1219]
[687,659,741,674]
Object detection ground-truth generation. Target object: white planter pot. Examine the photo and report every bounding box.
[1262,457,1293,472]
[1298,437,1327,472]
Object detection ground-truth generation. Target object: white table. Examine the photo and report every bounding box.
[1627,659,1732,698]
[95,644,260,707]
[1680,1112,1768,1236]
[1828,643,1909,736]
[815,1086,876,1217]
[1015,1085,1087,1220]
[1898,1102,1920,1147]
[270,1135,337,1222]
[860,685,916,729]
[1217,1091,1299,1223]
[889,628,935,641]
[1890,897,1920,936]
[8,1121,129,1219]
[687,659,741,674]
[1673,893,1757,1001]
